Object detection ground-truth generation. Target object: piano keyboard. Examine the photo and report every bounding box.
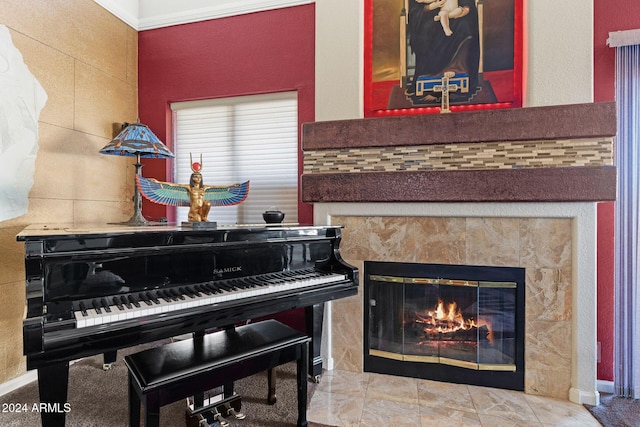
[73,269,346,329]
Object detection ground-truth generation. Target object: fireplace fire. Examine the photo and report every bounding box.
[410,298,490,351]
[364,261,525,390]
[413,298,488,339]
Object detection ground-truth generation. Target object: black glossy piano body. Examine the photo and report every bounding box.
[18,224,358,427]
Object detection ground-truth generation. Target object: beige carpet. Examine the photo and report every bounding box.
[0,344,333,427]
[585,394,640,427]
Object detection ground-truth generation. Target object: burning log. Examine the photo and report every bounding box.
[406,298,492,344]
[418,324,490,342]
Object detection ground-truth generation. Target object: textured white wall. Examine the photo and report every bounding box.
[315,0,363,122]
[525,0,593,106]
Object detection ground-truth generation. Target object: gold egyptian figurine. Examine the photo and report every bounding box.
[136,154,250,223]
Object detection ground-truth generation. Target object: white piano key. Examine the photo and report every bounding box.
[73,271,348,329]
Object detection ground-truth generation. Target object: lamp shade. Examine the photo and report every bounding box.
[100,121,174,158]
[99,121,173,225]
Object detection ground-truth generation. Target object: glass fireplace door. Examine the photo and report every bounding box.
[368,271,519,371]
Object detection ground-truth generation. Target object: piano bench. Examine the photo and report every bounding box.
[124,319,310,427]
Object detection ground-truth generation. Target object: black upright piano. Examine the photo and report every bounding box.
[18,224,358,427]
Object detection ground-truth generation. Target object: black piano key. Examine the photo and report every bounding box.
[238,277,253,287]
[237,280,252,289]
[203,283,223,294]
[128,294,141,308]
[178,287,193,298]
[217,282,230,292]
[185,286,201,298]
[156,290,171,302]
[114,297,125,311]
[301,269,316,278]
[91,299,102,314]
[265,276,281,285]
[120,296,132,309]
[271,273,287,283]
[250,278,264,287]
[254,276,270,286]
[216,281,234,291]
[234,278,250,288]
[139,292,153,306]
[156,289,176,302]
[145,291,160,304]
[78,301,88,317]
[169,288,185,300]
[194,284,212,296]
[100,297,112,312]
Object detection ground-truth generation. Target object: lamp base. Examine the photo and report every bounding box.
[112,211,164,227]
[114,163,165,226]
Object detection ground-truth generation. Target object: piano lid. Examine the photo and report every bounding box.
[16,223,346,255]
[16,223,341,241]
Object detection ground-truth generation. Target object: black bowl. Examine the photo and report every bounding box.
[263,211,285,224]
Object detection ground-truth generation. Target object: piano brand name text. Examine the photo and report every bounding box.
[213,266,242,274]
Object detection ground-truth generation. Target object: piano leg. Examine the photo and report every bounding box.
[305,303,324,381]
[102,350,117,370]
[219,326,235,400]
[37,362,69,427]
[297,340,309,427]
[267,368,277,404]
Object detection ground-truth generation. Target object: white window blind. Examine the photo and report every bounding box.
[171,92,299,225]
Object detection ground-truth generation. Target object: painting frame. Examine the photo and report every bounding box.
[364,0,523,117]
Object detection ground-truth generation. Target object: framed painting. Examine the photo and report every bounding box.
[364,0,523,117]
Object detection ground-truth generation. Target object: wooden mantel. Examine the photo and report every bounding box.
[301,102,617,203]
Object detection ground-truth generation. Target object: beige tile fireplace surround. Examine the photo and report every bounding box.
[302,103,617,406]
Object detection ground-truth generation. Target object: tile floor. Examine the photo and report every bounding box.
[307,369,601,427]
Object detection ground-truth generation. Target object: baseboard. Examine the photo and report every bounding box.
[569,387,600,406]
[0,370,37,398]
[323,356,334,371]
[0,359,85,398]
[597,380,615,394]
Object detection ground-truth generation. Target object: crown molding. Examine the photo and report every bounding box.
[93,0,139,30]
[138,0,314,31]
[93,0,314,31]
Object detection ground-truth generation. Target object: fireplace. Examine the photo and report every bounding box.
[301,103,616,405]
[364,261,525,390]
[310,202,600,404]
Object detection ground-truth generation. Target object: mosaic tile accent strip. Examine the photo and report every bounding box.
[303,138,614,174]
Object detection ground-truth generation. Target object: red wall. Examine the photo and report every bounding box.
[593,0,640,382]
[596,202,615,381]
[137,5,315,224]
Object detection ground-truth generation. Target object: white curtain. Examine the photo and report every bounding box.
[171,92,299,225]
[614,42,640,399]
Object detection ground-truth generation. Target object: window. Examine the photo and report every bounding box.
[171,92,299,225]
